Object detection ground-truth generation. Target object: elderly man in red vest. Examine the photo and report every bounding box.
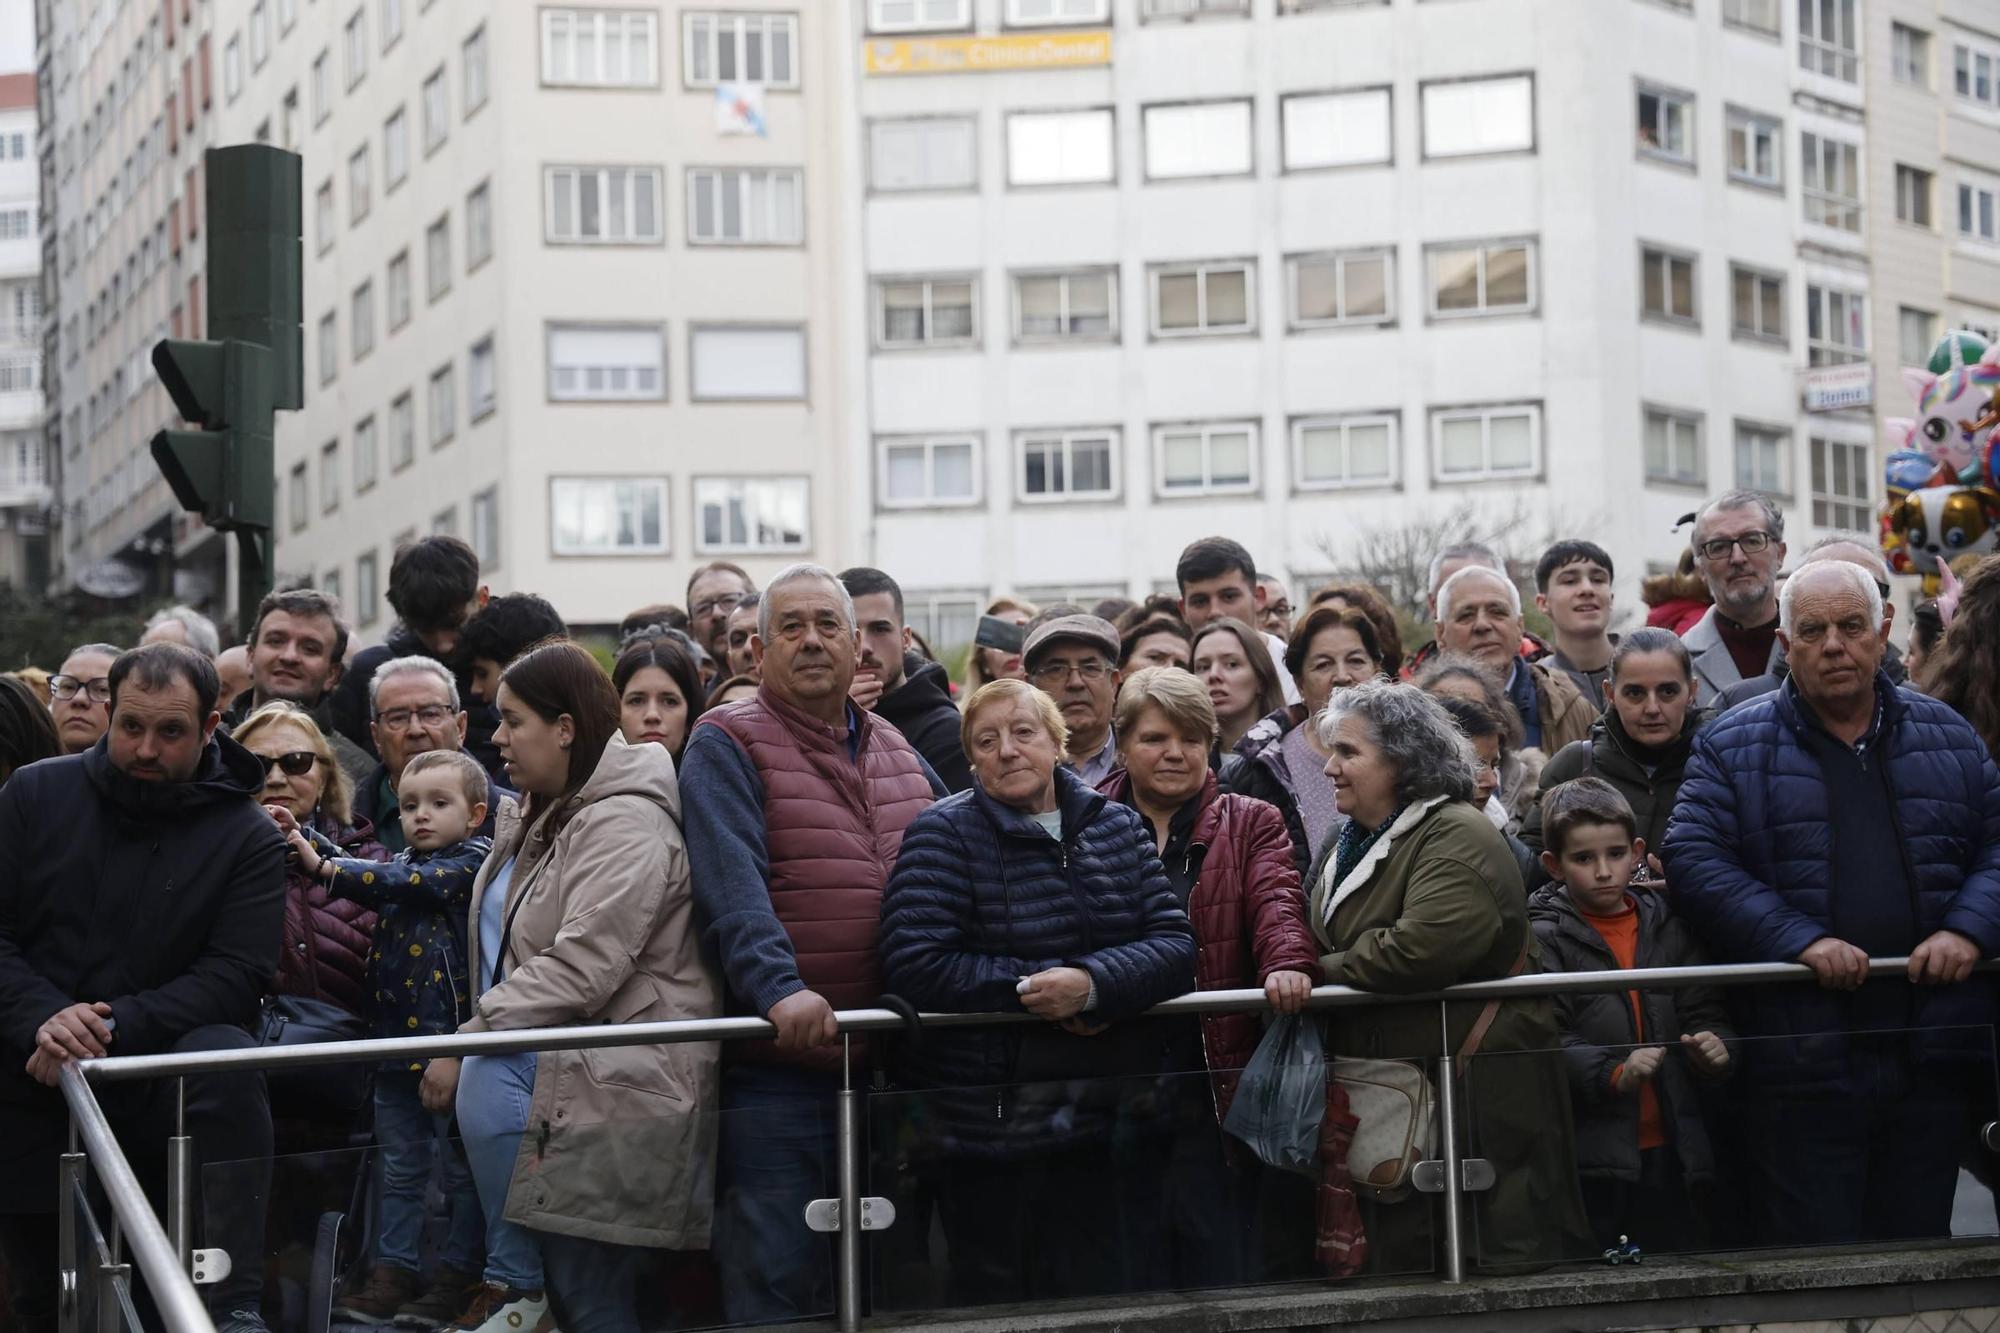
[684,562,945,1324]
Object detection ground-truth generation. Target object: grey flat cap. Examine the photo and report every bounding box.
[1022,614,1121,672]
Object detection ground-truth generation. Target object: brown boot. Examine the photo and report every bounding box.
[334,1265,423,1326]
[392,1268,484,1330]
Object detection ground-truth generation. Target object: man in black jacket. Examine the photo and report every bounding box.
[0,644,287,1333]
[839,568,973,792]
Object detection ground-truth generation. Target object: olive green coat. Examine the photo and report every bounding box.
[1307,797,1591,1272]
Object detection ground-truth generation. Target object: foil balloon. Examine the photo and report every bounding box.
[1883,331,2000,486]
[1888,485,2000,590]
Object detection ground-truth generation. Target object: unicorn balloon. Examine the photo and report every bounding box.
[1884,331,2000,486]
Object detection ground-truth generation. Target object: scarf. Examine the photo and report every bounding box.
[1330,803,1409,896]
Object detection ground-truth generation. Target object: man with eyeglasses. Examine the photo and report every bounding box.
[1681,491,1789,703]
[48,642,121,755]
[1021,613,1125,786]
[1708,535,1909,715]
[688,560,758,669]
[354,657,511,853]
[1667,560,2000,1246]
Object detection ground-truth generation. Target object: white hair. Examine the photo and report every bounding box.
[1779,560,1884,636]
[143,605,221,659]
[1800,531,1891,585]
[757,563,857,640]
[1435,564,1521,624]
[1425,543,1504,597]
[368,655,460,715]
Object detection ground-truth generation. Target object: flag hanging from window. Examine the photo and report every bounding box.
[716,82,767,137]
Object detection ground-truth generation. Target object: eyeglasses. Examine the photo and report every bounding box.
[1029,659,1110,686]
[694,593,744,619]
[256,751,318,778]
[49,675,111,703]
[375,704,455,730]
[1697,532,1774,562]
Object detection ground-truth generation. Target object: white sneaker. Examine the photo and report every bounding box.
[447,1283,557,1333]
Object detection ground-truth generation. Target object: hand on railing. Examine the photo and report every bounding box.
[1264,969,1314,1015]
[1797,937,1869,990]
[769,988,839,1051]
[1910,930,1983,986]
[29,1000,117,1085]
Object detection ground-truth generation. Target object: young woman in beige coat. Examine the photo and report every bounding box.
[419,642,721,1333]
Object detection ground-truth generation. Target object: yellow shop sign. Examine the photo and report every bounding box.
[862,30,1113,77]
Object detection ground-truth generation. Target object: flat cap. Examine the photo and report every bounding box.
[1022,614,1121,672]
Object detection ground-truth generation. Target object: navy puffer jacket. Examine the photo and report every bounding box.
[879,765,1197,1158]
[1664,674,2000,1088]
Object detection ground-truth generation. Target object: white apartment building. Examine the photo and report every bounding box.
[840,0,1872,651]
[0,70,47,592]
[1866,1,2000,457]
[201,0,852,637]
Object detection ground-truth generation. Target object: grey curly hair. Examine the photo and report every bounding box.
[1319,678,1479,806]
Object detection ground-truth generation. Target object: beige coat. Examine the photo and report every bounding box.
[463,735,721,1249]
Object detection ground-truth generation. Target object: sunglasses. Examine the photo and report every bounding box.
[257,751,318,778]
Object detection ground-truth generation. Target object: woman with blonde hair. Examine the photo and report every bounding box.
[962,596,1040,702]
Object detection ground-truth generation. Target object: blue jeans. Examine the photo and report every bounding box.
[374,1071,485,1276]
[713,1064,839,1324]
[457,1052,545,1291]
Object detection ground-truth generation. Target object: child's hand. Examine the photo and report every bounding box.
[1617,1046,1665,1090]
[287,830,325,878]
[1680,1030,1730,1074]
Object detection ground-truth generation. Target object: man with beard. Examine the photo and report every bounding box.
[1680,491,1787,705]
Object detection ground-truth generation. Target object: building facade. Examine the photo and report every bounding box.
[0,70,46,592]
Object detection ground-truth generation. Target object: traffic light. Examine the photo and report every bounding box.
[150,338,274,530]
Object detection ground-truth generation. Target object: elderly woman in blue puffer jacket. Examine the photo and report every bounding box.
[880,678,1197,1306]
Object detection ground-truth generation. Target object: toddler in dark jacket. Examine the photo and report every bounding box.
[289,748,494,1326]
[1527,777,1734,1255]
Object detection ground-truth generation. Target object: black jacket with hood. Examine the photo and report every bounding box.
[1520,707,1699,886]
[876,652,973,794]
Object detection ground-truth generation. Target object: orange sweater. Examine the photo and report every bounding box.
[1580,900,1666,1152]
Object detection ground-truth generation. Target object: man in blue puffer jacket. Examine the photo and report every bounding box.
[1666,561,2000,1246]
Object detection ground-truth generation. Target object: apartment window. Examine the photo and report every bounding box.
[1955,38,2000,111]
[317,310,336,385]
[425,215,452,301]
[1802,132,1861,232]
[880,436,979,507]
[1894,164,1935,228]
[1008,109,1115,186]
[278,0,297,35]
[289,461,309,531]
[1143,101,1253,180]
[869,118,976,192]
[382,0,404,47]
[351,281,375,359]
[542,8,658,87]
[906,595,983,658]
[1427,239,1535,318]
[1151,261,1254,336]
[224,36,242,101]
[471,487,500,569]
[1294,414,1397,490]
[1019,430,1118,501]
[1810,436,1870,529]
[467,182,493,267]
[422,68,448,151]
[354,414,379,492]
[1013,269,1117,342]
[463,25,489,113]
[1156,422,1256,496]
[1900,307,1938,368]
[1960,177,2000,243]
[1806,284,1867,365]
[694,477,810,554]
[1282,89,1392,171]
[1433,405,1540,482]
[347,146,371,224]
[1641,247,1697,325]
[1291,250,1393,327]
[1005,0,1107,24]
[688,168,803,244]
[548,324,666,400]
[1420,75,1533,159]
[552,477,668,555]
[357,550,380,624]
[684,12,798,89]
[1736,422,1789,495]
[1894,23,1932,88]
[344,8,366,88]
[319,440,341,513]
[1730,265,1786,343]
[1726,107,1781,187]
[432,507,459,537]
[1644,408,1703,486]
[868,0,972,34]
[1637,85,1692,164]
[383,108,409,190]
[314,179,334,253]
[428,363,457,446]
[390,391,415,469]
[468,337,496,420]
[387,250,411,329]
[545,166,663,243]
[1143,0,1249,18]
[1723,0,1779,35]
[311,49,331,123]
[876,277,978,349]
[691,326,807,400]
[1800,0,1858,82]
[250,2,270,66]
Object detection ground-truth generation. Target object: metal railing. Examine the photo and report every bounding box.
[60,955,2000,1333]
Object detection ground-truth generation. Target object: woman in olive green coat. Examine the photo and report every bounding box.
[1308,679,1591,1274]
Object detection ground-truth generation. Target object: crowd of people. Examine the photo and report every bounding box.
[2,489,1999,1333]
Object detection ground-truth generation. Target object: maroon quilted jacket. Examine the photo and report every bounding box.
[1099,769,1320,1123]
[703,689,935,1068]
[274,813,382,1016]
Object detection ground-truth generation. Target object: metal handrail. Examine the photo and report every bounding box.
[75,954,1997,1082]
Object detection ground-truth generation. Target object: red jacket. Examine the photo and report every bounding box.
[1098,770,1319,1123]
[274,814,382,1016]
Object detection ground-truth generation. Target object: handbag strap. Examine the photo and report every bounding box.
[1453,936,1530,1062]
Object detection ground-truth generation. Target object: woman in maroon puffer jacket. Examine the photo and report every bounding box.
[1101,668,1360,1287]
